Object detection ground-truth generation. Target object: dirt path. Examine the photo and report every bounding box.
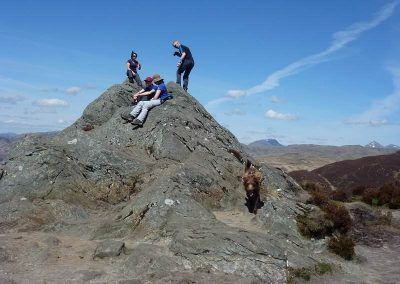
[213,210,265,234]
[214,210,400,284]
[0,231,138,283]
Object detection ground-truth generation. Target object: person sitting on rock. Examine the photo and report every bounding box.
[131,76,157,104]
[122,74,172,126]
[126,51,143,88]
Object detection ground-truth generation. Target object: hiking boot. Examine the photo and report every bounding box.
[131,119,143,126]
[121,113,133,122]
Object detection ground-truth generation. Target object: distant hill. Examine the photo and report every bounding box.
[247,139,284,148]
[290,151,400,190]
[0,134,20,161]
[0,132,58,161]
[246,142,397,172]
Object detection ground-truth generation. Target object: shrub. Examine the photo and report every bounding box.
[307,188,330,207]
[362,187,380,206]
[330,188,351,202]
[328,234,355,260]
[389,195,400,209]
[323,202,352,233]
[301,182,321,192]
[361,183,400,208]
[352,185,366,196]
[297,211,333,239]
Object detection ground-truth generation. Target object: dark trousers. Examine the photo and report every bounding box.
[127,70,143,88]
[176,61,194,91]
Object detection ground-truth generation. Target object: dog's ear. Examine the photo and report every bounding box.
[245,160,252,172]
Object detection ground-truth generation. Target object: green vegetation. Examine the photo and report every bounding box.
[298,182,355,260]
[328,234,355,260]
[288,263,334,283]
[360,182,400,209]
[315,262,333,275]
[288,267,312,282]
[297,211,333,239]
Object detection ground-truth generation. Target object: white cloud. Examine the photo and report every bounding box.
[33,99,69,107]
[269,96,281,103]
[66,86,82,95]
[227,90,247,98]
[206,97,233,108]
[227,1,399,97]
[346,68,400,126]
[41,85,95,95]
[266,109,298,121]
[224,108,246,116]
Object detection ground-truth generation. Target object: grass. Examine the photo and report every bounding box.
[315,263,333,275]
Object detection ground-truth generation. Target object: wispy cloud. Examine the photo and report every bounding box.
[33,99,69,107]
[345,68,400,126]
[269,96,282,103]
[266,109,298,121]
[226,1,399,98]
[66,86,81,95]
[0,94,26,104]
[41,85,95,95]
[224,108,246,116]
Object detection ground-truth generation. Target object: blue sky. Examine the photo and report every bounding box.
[1,0,399,146]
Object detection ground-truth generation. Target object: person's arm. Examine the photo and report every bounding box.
[134,89,145,96]
[152,89,161,100]
[177,46,187,66]
[137,61,141,70]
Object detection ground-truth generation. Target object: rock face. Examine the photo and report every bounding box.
[0,81,331,283]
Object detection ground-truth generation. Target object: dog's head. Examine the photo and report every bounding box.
[243,160,262,197]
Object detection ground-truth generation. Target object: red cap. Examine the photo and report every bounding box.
[144,76,153,82]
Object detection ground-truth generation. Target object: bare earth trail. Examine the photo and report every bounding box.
[215,209,400,284]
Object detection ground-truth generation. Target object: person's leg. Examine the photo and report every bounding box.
[182,62,194,91]
[134,73,144,88]
[130,101,144,117]
[176,65,184,86]
[136,100,161,122]
[127,70,135,83]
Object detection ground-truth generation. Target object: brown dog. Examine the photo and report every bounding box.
[243,160,263,214]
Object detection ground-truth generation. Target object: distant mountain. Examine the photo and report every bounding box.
[0,133,18,141]
[365,141,384,149]
[247,139,284,148]
[386,144,400,149]
[289,151,400,191]
[247,143,398,172]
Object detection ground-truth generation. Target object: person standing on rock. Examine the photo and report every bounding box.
[122,74,172,126]
[172,40,194,92]
[126,51,144,88]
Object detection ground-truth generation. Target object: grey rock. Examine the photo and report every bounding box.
[44,235,61,246]
[94,239,125,258]
[118,280,143,284]
[0,81,331,282]
[78,270,106,282]
[0,247,10,262]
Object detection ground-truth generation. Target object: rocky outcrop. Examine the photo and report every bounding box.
[0,81,333,283]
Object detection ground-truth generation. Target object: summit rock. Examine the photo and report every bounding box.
[0,81,332,283]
